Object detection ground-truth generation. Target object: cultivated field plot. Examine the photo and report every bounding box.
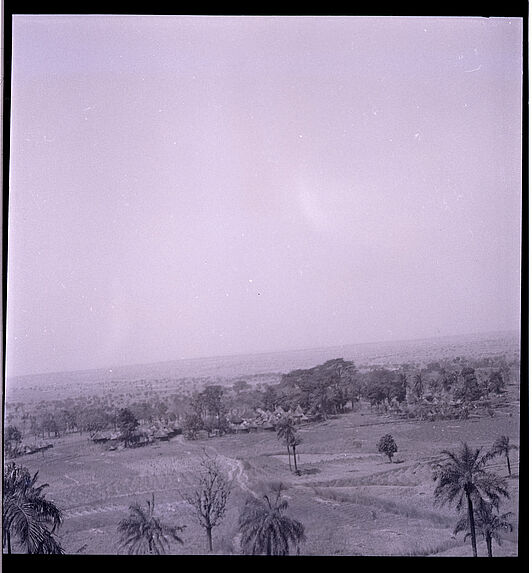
[15,398,519,556]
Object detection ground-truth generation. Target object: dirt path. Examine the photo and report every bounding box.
[200,443,256,497]
[223,456,255,496]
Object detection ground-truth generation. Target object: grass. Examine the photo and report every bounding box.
[310,486,454,527]
[12,390,520,556]
[399,538,464,557]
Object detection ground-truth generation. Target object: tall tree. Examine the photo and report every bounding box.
[276,416,297,472]
[433,443,509,557]
[117,493,185,554]
[454,500,514,557]
[118,408,139,447]
[238,485,306,555]
[262,384,278,411]
[290,434,302,474]
[182,411,204,440]
[459,367,482,402]
[487,435,519,477]
[182,454,231,552]
[412,372,424,401]
[3,463,64,554]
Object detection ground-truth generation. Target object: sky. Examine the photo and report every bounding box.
[6,15,523,377]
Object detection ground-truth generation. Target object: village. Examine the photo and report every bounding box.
[89,404,311,449]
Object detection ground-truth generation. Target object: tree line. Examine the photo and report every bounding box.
[5,354,513,456]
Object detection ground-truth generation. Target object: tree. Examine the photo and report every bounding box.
[238,484,306,555]
[488,435,519,477]
[182,412,204,440]
[433,442,509,557]
[233,380,251,394]
[396,372,409,403]
[5,426,22,458]
[454,500,514,557]
[117,493,185,555]
[412,372,424,401]
[3,463,64,554]
[377,434,398,463]
[276,416,297,472]
[290,434,302,475]
[458,367,482,402]
[201,386,226,425]
[439,368,458,393]
[488,370,505,394]
[278,359,356,417]
[363,369,402,410]
[323,358,356,413]
[82,407,110,437]
[182,453,231,552]
[41,412,59,438]
[262,384,278,411]
[365,382,388,409]
[118,408,139,447]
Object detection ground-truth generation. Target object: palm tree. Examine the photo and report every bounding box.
[433,442,509,557]
[454,500,514,557]
[412,372,424,401]
[290,434,302,475]
[117,493,185,555]
[238,485,306,555]
[488,435,519,477]
[276,416,296,472]
[3,462,64,554]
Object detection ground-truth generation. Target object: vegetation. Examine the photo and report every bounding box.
[117,408,140,448]
[3,462,64,554]
[182,453,231,552]
[238,484,306,555]
[5,351,515,449]
[377,434,398,463]
[488,435,518,477]
[5,426,22,458]
[454,500,514,557]
[276,415,301,473]
[3,338,519,556]
[275,359,358,417]
[182,411,204,440]
[433,443,509,557]
[117,493,185,554]
[290,434,302,474]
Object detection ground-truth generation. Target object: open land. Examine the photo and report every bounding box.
[5,331,521,557]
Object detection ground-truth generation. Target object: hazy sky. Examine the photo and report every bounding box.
[6,15,522,377]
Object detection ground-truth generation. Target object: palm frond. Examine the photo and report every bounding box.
[238,490,305,555]
[3,463,65,554]
[117,495,185,554]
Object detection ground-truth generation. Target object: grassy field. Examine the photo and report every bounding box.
[14,385,520,556]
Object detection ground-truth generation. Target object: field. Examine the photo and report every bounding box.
[13,387,520,556]
[5,331,521,556]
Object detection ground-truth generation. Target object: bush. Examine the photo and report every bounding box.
[377,434,398,462]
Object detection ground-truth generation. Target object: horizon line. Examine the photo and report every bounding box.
[6,327,520,380]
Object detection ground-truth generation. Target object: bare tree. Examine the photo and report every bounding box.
[182,452,231,552]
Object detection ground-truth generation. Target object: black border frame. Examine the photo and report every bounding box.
[1,2,528,571]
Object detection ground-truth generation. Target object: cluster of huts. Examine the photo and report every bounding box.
[91,421,182,449]
[90,405,313,446]
[228,405,310,434]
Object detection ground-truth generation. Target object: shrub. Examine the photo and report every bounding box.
[377,434,398,462]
